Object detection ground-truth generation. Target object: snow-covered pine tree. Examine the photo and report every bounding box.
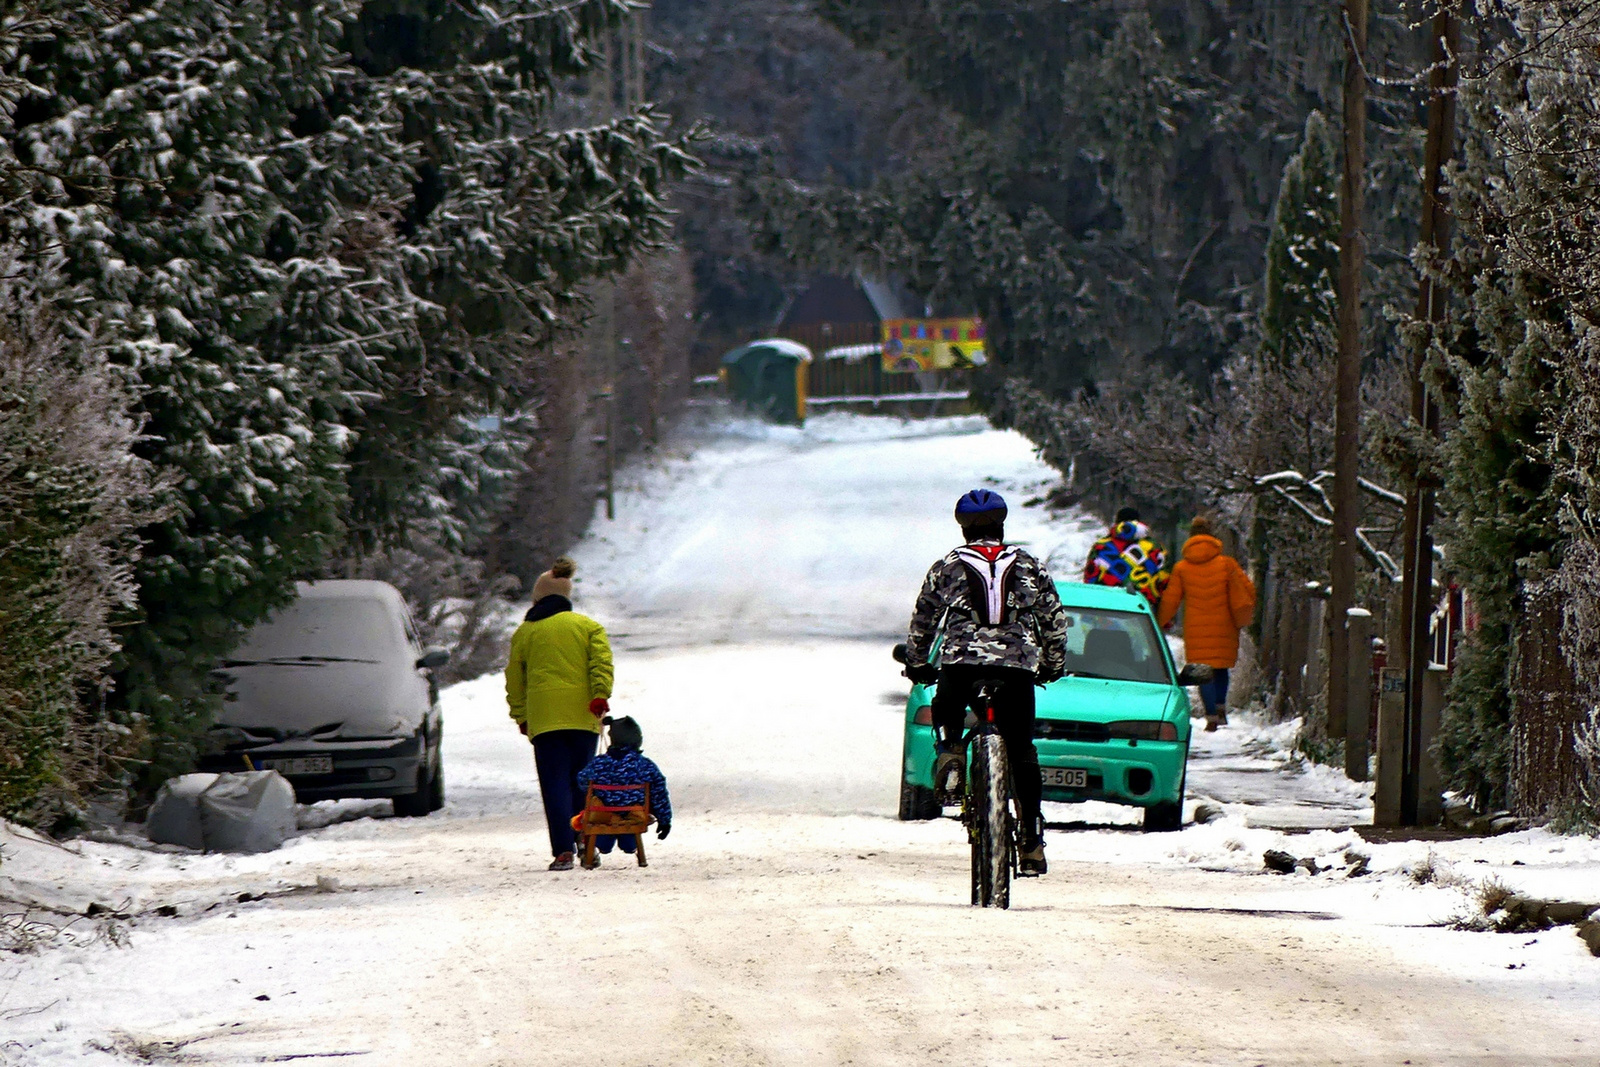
[3,0,354,797]
[1479,2,1600,823]
[1236,106,1344,682]
[1432,8,1578,809]
[323,0,695,552]
[2,0,691,801]
[1261,111,1340,361]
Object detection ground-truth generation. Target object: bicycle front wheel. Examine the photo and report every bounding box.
[969,733,1014,909]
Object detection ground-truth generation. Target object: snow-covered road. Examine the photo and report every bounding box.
[4,411,1598,1066]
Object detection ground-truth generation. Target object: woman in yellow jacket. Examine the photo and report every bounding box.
[505,558,614,870]
[1157,516,1256,732]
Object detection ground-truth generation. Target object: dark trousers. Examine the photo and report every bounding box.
[931,665,1043,847]
[532,729,598,857]
[1198,667,1231,717]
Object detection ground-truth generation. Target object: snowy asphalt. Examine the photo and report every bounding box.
[3,411,1597,1065]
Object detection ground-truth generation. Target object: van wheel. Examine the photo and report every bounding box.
[393,756,433,818]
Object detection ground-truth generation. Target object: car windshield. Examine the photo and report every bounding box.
[229,597,404,665]
[1060,608,1171,685]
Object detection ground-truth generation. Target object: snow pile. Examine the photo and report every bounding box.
[1187,708,1374,829]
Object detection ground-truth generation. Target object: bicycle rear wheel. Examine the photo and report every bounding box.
[969,733,1014,909]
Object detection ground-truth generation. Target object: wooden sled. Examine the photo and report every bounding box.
[571,783,653,869]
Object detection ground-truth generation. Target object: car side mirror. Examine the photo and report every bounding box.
[891,643,909,665]
[1176,663,1215,687]
[417,647,451,671]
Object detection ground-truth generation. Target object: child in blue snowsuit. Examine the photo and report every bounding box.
[575,715,672,857]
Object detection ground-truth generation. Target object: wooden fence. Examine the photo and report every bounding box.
[765,321,974,410]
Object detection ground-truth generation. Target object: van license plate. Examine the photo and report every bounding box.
[262,756,333,775]
[1042,767,1089,788]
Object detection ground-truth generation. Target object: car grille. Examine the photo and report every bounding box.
[1034,719,1111,743]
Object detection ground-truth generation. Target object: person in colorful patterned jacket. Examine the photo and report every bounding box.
[575,715,671,866]
[1083,506,1169,606]
[905,489,1068,875]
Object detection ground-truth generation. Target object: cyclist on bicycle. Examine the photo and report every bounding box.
[905,489,1068,875]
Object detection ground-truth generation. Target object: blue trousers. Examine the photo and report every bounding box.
[532,729,597,857]
[595,834,637,854]
[1198,667,1231,717]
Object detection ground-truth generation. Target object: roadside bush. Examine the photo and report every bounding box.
[1557,538,1600,833]
[0,268,161,825]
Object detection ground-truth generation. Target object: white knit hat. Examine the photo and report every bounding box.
[532,556,575,600]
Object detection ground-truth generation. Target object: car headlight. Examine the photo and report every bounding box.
[1106,720,1178,741]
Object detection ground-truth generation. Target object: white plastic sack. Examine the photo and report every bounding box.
[146,770,296,853]
[198,771,297,854]
[145,773,219,850]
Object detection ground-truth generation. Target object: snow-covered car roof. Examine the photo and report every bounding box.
[292,579,408,608]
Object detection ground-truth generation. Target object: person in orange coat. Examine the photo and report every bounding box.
[1157,515,1257,731]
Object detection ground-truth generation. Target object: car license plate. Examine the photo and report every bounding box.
[1041,767,1089,789]
[260,756,333,776]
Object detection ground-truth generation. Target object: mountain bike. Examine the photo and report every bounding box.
[960,680,1024,909]
[894,645,1031,909]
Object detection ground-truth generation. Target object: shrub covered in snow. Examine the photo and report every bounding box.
[0,263,161,825]
[1557,539,1600,832]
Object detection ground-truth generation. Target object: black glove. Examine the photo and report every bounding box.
[906,662,939,685]
[656,820,671,840]
[1037,666,1063,685]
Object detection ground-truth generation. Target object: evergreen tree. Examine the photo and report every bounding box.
[1,0,693,803]
[316,0,695,551]
[646,0,954,363]
[1432,10,1576,807]
[5,0,354,794]
[1261,111,1340,359]
[763,1,1400,394]
[1237,109,1343,595]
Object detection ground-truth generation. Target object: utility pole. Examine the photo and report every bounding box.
[593,7,647,522]
[1329,0,1368,758]
[1397,2,1460,824]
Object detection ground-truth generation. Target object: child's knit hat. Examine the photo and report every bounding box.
[603,715,642,751]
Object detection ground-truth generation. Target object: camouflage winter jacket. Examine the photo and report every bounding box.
[906,540,1068,678]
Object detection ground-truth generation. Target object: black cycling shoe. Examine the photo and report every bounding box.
[1018,840,1047,877]
[933,749,964,802]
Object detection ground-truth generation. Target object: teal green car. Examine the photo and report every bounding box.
[897,582,1205,832]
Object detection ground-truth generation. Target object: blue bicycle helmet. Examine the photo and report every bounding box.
[954,488,1008,526]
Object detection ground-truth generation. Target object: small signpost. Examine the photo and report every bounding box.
[1375,666,1407,826]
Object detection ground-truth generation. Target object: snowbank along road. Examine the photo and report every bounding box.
[3,412,1598,1066]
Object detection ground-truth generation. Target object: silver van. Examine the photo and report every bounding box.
[204,580,449,816]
